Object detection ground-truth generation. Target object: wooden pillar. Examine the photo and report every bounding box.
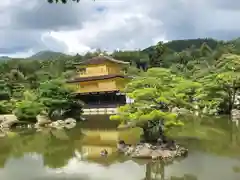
[110,92,113,105]
[114,92,117,105]
[98,93,100,105]
[123,94,126,105]
[116,93,118,105]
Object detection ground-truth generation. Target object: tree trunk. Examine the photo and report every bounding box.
[141,120,166,143]
[227,89,233,115]
[142,127,152,142]
[158,120,167,143]
[144,162,152,180]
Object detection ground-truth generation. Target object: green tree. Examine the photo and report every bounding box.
[149,42,168,67]
[0,80,10,100]
[4,69,25,99]
[14,91,44,121]
[0,100,14,114]
[198,54,240,114]
[110,68,201,142]
[38,80,83,120]
[0,80,13,114]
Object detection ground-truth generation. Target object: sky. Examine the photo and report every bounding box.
[0,0,240,58]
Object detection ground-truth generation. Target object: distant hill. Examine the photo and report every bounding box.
[165,38,223,51]
[2,38,239,61]
[29,50,70,60]
[0,56,11,61]
[143,38,224,53]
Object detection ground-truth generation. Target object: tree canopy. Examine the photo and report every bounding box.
[109,38,240,142]
[47,0,93,3]
[110,68,202,142]
[0,38,239,125]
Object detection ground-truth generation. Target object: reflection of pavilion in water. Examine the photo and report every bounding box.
[232,118,239,127]
[48,116,239,180]
[77,116,198,180]
[79,115,141,160]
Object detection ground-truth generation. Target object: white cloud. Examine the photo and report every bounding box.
[48,158,145,180]
[48,2,165,54]
[1,151,239,180]
[0,154,145,180]
[0,0,239,57]
[3,50,36,58]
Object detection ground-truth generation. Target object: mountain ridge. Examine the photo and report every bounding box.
[1,37,239,60]
[29,50,71,60]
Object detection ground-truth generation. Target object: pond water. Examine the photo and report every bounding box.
[0,115,240,180]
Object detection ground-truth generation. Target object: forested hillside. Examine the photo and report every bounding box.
[29,50,70,60]
[144,38,223,53]
[0,37,239,121]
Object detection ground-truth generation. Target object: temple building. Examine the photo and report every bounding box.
[66,54,131,114]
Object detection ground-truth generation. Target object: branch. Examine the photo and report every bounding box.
[47,0,92,3]
[47,0,80,4]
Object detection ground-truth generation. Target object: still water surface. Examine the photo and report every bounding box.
[0,115,239,180]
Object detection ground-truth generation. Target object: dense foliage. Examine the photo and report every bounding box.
[0,38,239,128]
[109,38,240,142]
[0,58,83,122]
[111,68,200,141]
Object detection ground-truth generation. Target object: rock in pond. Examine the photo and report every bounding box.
[0,114,19,129]
[35,114,77,130]
[49,118,77,129]
[232,109,240,120]
[35,114,51,127]
[117,140,188,162]
[64,118,77,129]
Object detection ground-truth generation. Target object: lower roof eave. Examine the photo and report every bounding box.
[74,90,126,95]
[66,74,131,83]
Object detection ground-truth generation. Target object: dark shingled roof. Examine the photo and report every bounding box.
[74,55,130,65]
[66,74,128,83]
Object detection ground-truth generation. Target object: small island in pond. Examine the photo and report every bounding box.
[117,140,188,162]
